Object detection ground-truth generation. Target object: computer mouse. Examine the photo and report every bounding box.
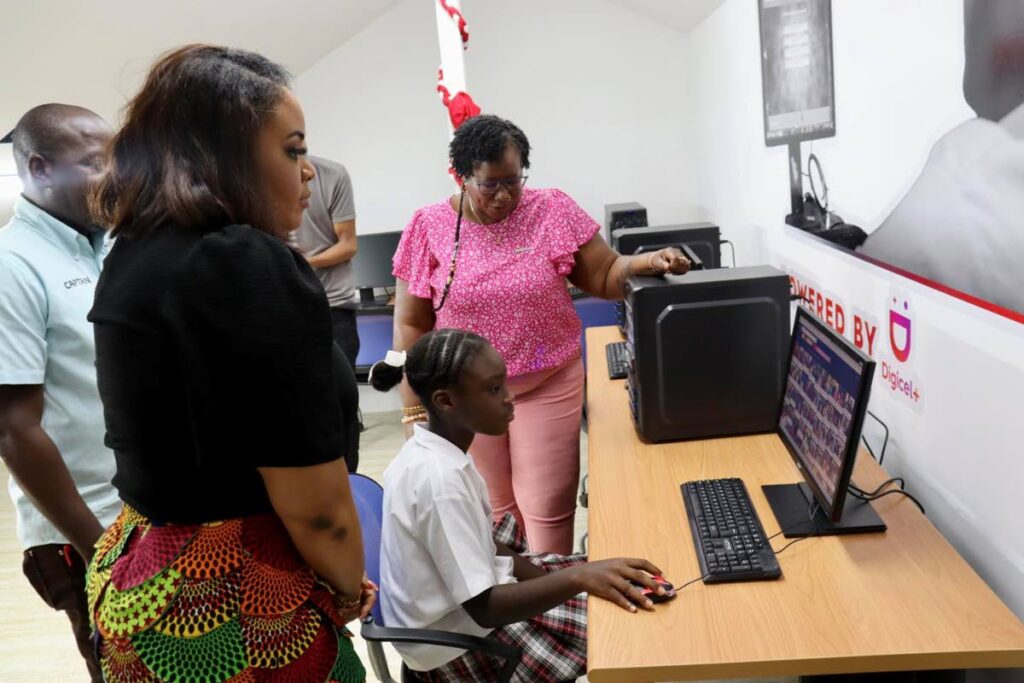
[631,575,677,603]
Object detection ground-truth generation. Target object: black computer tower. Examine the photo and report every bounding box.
[611,222,721,337]
[612,223,722,269]
[622,266,790,443]
[604,202,647,243]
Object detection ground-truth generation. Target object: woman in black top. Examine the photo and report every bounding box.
[85,45,368,682]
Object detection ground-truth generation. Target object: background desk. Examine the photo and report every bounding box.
[584,326,1024,682]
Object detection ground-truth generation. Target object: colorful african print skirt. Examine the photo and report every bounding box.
[86,505,366,682]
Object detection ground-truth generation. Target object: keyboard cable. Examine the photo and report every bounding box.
[675,501,821,592]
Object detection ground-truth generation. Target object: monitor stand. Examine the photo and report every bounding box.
[783,142,822,231]
[762,482,887,538]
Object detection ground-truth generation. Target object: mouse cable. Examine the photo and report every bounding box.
[677,502,822,592]
[767,501,820,558]
[675,573,713,592]
[772,534,813,557]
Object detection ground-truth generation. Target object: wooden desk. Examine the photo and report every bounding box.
[584,326,1024,682]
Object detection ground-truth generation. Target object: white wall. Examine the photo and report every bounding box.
[295,0,701,233]
[685,0,1024,646]
[0,146,19,225]
[685,0,974,265]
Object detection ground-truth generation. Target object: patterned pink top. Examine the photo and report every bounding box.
[393,188,600,377]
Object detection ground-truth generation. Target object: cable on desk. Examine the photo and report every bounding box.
[765,502,820,557]
[849,477,904,498]
[848,476,925,516]
[677,502,821,592]
[848,487,925,516]
[675,573,712,591]
[765,501,820,543]
[772,535,812,556]
[720,240,737,268]
[862,410,890,465]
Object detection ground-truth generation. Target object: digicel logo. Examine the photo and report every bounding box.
[881,362,921,402]
[889,297,912,363]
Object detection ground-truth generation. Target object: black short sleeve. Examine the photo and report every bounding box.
[173,225,345,469]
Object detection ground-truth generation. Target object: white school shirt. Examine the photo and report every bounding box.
[380,425,516,671]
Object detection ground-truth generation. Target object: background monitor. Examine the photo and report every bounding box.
[352,230,403,303]
[758,0,836,146]
[764,307,885,536]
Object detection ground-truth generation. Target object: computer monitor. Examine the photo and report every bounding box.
[758,0,835,146]
[762,307,886,536]
[758,0,836,226]
[352,230,403,305]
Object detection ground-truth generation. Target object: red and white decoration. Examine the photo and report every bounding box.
[434,0,481,162]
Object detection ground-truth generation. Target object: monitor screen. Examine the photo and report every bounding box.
[352,230,403,289]
[777,308,873,519]
[758,0,836,146]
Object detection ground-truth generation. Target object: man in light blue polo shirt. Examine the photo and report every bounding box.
[0,104,117,682]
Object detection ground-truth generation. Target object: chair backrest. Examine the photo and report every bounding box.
[349,472,386,625]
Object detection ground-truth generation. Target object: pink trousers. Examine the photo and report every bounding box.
[469,357,584,555]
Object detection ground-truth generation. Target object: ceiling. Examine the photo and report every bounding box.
[0,0,400,132]
[1,0,724,136]
[607,0,727,33]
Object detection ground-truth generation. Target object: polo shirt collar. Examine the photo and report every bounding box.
[13,195,103,256]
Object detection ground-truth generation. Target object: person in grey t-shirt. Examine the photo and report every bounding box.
[291,155,360,366]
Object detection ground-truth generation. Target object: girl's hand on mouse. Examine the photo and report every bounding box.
[568,558,666,612]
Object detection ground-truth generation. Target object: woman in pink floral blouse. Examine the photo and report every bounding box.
[391,115,690,554]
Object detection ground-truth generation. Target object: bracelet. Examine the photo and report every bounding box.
[401,404,426,416]
[334,594,361,610]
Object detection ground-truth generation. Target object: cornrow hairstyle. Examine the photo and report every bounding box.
[370,330,490,410]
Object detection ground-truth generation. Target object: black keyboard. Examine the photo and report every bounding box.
[605,341,630,380]
[681,478,782,583]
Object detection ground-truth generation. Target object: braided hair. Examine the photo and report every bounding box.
[370,330,490,410]
[448,114,531,180]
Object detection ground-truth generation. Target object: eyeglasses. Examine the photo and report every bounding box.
[470,174,529,197]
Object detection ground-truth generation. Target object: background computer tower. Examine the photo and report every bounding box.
[611,222,721,337]
[612,223,722,269]
[604,202,648,243]
[623,266,790,442]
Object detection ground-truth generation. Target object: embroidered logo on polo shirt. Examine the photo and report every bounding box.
[64,276,92,290]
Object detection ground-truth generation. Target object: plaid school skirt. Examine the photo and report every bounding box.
[85,505,365,682]
[413,512,588,683]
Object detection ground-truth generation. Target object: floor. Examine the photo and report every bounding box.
[0,410,791,682]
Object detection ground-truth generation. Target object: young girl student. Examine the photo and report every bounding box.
[370,329,672,682]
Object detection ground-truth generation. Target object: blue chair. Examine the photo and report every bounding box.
[348,473,523,683]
